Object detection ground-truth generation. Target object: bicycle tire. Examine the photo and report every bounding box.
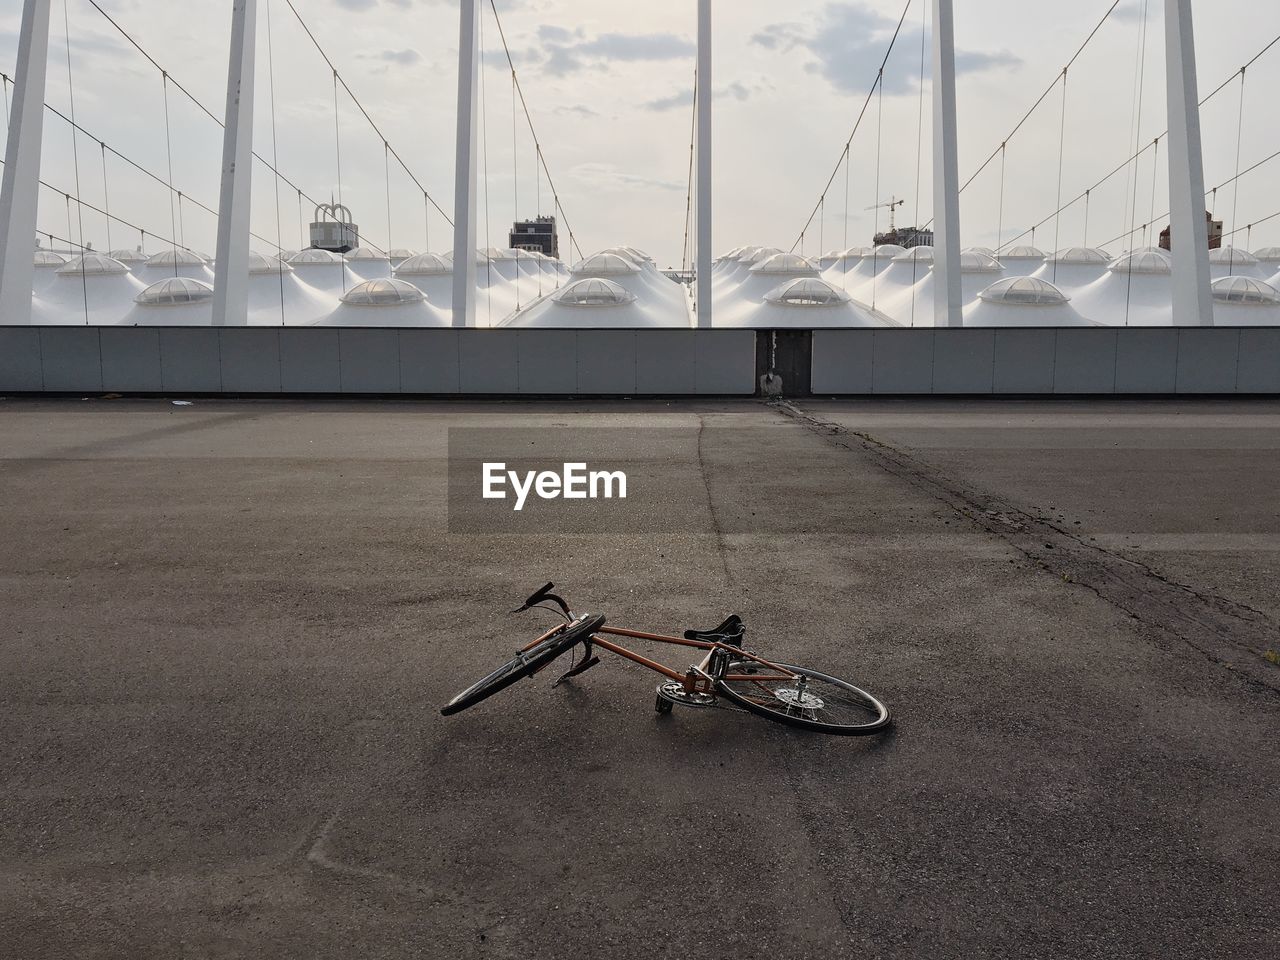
[440,613,606,716]
[715,661,890,736]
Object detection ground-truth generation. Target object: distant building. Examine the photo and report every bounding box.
[1159,211,1222,251]
[509,216,558,258]
[873,226,933,249]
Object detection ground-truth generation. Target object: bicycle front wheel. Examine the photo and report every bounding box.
[715,661,890,736]
[440,613,605,716]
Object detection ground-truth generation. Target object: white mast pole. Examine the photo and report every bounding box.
[1164,0,1213,326]
[212,0,257,326]
[695,0,712,328]
[0,0,53,325]
[451,0,480,328]
[931,0,963,328]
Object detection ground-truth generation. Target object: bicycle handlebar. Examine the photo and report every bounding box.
[512,582,572,618]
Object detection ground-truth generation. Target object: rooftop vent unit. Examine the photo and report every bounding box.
[309,202,360,254]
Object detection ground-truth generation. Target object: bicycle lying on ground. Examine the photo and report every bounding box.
[441,584,891,736]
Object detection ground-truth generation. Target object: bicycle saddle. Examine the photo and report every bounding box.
[684,614,745,646]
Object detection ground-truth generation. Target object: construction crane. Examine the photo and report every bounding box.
[866,196,906,232]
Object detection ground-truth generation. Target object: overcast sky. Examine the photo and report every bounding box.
[3,0,1278,266]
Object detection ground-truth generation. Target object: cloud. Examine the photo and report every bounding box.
[570,162,683,192]
[554,104,602,118]
[502,28,695,78]
[641,78,772,112]
[358,48,423,65]
[752,2,1020,96]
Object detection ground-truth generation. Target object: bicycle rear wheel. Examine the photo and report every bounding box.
[440,613,605,716]
[715,661,890,735]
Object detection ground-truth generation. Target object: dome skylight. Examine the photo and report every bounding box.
[750,253,820,276]
[1207,246,1259,266]
[339,278,426,305]
[764,278,853,306]
[345,247,388,261]
[248,251,293,275]
[569,253,641,276]
[1000,245,1046,260]
[1251,247,1280,263]
[959,250,1003,273]
[394,253,453,277]
[145,248,206,267]
[1109,251,1172,275]
[553,278,637,306]
[978,276,1070,305]
[107,248,147,264]
[1050,247,1111,264]
[135,277,214,305]
[56,253,130,276]
[34,250,68,266]
[289,248,343,265]
[1210,276,1280,305]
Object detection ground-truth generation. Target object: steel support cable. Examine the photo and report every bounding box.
[384,141,393,252]
[843,144,851,254]
[1228,68,1247,268]
[280,0,451,226]
[1122,0,1150,267]
[1051,69,1069,283]
[332,72,344,213]
[1096,146,1280,250]
[792,0,912,253]
[84,0,336,230]
[992,31,1280,254]
[872,68,884,310]
[487,0,582,259]
[928,3,1273,245]
[957,0,1121,202]
[161,74,179,270]
[908,0,926,325]
[42,100,278,248]
[99,142,111,251]
[266,0,286,325]
[512,68,519,310]
[819,196,824,259]
[1147,137,1160,244]
[841,144,850,291]
[906,0,926,327]
[1220,207,1280,242]
[0,155,197,254]
[996,144,1006,253]
[61,0,90,323]
[681,70,696,274]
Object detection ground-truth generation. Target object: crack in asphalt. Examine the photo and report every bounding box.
[771,399,1280,699]
[695,414,734,586]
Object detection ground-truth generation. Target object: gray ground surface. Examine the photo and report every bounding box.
[1,397,1277,959]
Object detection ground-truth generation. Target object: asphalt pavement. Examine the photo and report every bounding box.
[2,397,1277,959]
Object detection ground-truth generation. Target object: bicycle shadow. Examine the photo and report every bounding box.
[553,675,898,763]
